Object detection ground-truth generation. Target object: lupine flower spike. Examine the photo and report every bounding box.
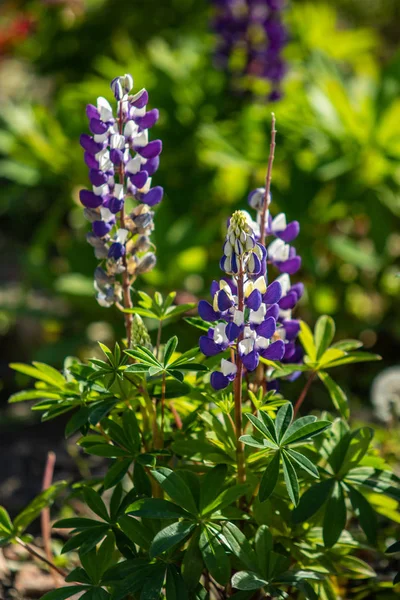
[79,74,163,344]
[199,210,285,390]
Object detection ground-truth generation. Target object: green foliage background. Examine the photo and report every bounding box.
[1,0,400,409]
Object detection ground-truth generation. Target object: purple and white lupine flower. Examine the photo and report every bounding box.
[248,186,303,379]
[199,210,285,390]
[80,74,163,307]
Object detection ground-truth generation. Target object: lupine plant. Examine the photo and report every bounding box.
[2,76,400,599]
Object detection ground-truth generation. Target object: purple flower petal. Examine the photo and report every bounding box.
[210,280,219,296]
[226,322,241,342]
[241,350,259,372]
[264,280,282,304]
[107,197,124,214]
[278,221,300,243]
[93,220,113,237]
[266,304,280,320]
[199,336,222,357]
[130,89,148,108]
[110,149,124,166]
[246,289,262,311]
[284,341,296,360]
[80,134,103,155]
[283,320,300,340]
[278,291,298,310]
[90,118,109,135]
[108,242,125,260]
[291,283,304,301]
[135,109,159,130]
[278,256,301,275]
[144,156,159,176]
[79,189,103,208]
[198,300,219,322]
[141,186,164,207]
[211,371,230,390]
[261,340,285,361]
[84,152,99,170]
[130,170,148,189]
[256,316,276,339]
[138,140,162,159]
[86,104,100,120]
[89,169,108,186]
[217,289,233,311]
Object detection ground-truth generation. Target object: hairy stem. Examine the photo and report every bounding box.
[260,113,277,248]
[16,537,66,578]
[161,371,166,445]
[41,451,56,583]
[293,371,316,417]
[155,320,163,359]
[234,264,246,485]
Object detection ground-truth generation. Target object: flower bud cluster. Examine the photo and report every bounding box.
[199,210,285,390]
[212,0,288,101]
[80,74,162,307]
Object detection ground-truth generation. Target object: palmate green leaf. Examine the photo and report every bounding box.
[181,529,203,591]
[281,452,300,506]
[10,362,66,388]
[184,317,211,332]
[199,527,230,586]
[0,507,13,534]
[84,444,128,458]
[255,526,273,579]
[240,435,277,450]
[286,450,319,478]
[245,413,277,444]
[151,468,198,515]
[347,484,377,544]
[280,416,315,443]
[61,526,109,555]
[117,516,153,551]
[9,389,62,403]
[202,484,250,515]
[126,498,192,520]
[323,482,346,548]
[259,451,280,503]
[163,303,195,321]
[83,488,109,522]
[150,521,196,558]
[321,351,381,368]
[314,315,335,360]
[292,479,335,523]
[387,540,400,554]
[165,566,189,600]
[331,339,363,351]
[274,403,293,441]
[317,372,349,419]
[299,321,317,362]
[13,482,66,532]
[345,467,400,502]
[339,555,376,579]
[221,522,257,571]
[124,364,151,374]
[199,464,228,512]
[282,420,332,446]
[163,336,178,366]
[231,571,268,591]
[41,586,88,600]
[140,563,167,600]
[125,346,161,367]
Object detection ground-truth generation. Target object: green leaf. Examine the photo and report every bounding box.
[104,459,131,490]
[65,406,90,438]
[221,522,257,570]
[323,482,346,548]
[126,498,192,520]
[151,468,198,516]
[331,340,363,351]
[54,518,103,529]
[163,336,178,365]
[117,516,153,551]
[83,488,109,522]
[201,484,249,515]
[387,541,400,553]
[246,413,276,444]
[199,464,228,512]
[314,316,335,360]
[165,566,189,600]
[299,321,317,362]
[281,452,299,506]
[231,571,268,591]
[9,389,61,403]
[322,352,381,368]
[239,435,277,450]
[274,403,293,441]
[181,529,203,590]
[150,521,195,558]
[345,467,400,502]
[199,528,230,586]
[330,428,374,476]
[140,564,166,600]
[340,555,376,579]
[282,420,331,446]
[41,586,87,600]
[61,526,108,555]
[84,445,128,458]
[259,451,280,503]
[10,362,66,388]
[347,485,377,545]
[14,482,66,532]
[0,507,13,533]
[124,364,151,374]
[293,479,335,523]
[317,372,349,419]
[286,450,319,478]
[255,525,273,579]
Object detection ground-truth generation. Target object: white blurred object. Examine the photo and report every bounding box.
[371,366,400,423]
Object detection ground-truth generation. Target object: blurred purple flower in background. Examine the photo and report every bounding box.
[211,0,288,100]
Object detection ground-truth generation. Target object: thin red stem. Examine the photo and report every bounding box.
[41,451,56,578]
[293,372,316,417]
[260,114,277,247]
